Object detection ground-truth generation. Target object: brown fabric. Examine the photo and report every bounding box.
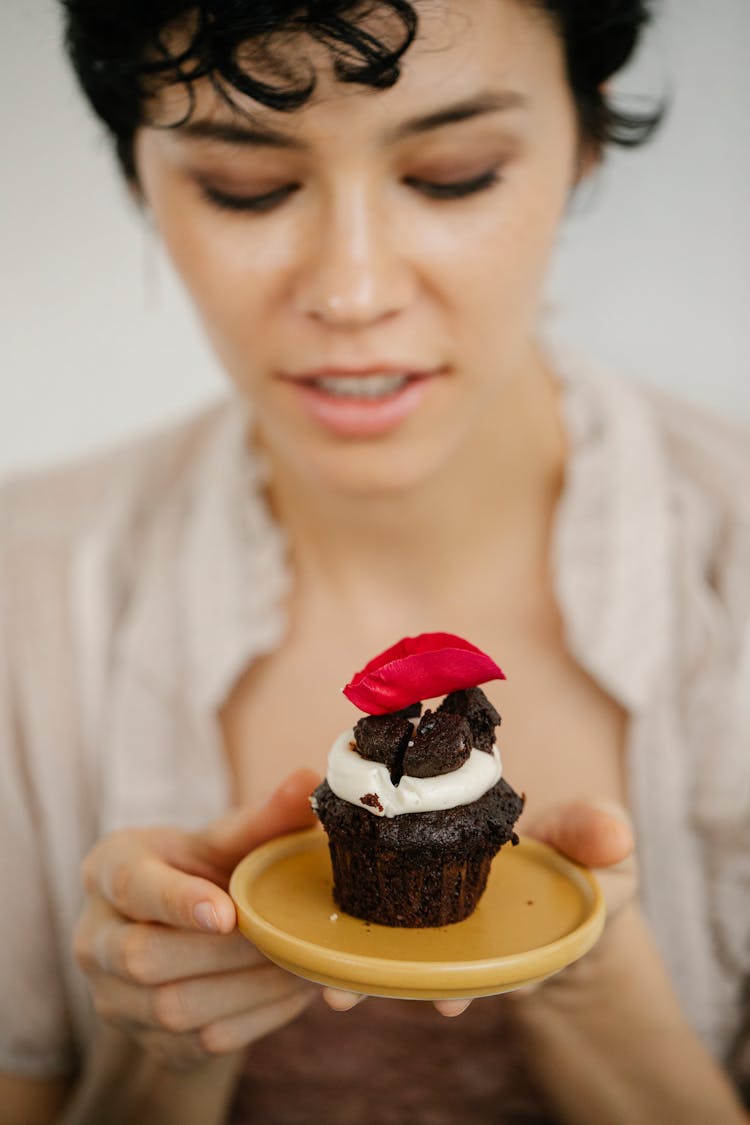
[228,994,554,1125]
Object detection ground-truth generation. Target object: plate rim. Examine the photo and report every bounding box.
[230,826,605,996]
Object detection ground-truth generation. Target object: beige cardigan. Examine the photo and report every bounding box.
[1,355,748,1082]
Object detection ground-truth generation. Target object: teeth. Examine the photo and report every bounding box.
[313,373,410,398]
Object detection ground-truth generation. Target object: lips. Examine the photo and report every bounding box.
[279,364,446,438]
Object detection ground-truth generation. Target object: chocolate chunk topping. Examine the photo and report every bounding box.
[401,710,472,778]
[437,687,500,752]
[353,714,414,783]
[390,702,423,719]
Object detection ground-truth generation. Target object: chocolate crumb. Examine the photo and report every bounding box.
[360,792,384,812]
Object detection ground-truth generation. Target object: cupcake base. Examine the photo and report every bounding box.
[313,778,524,927]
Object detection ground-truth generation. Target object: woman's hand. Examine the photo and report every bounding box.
[506,806,747,1123]
[323,798,636,1017]
[73,770,321,1070]
[525,798,636,912]
[330,798,741,1124]
[500,798,637,1004]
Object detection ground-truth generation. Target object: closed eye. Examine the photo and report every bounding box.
[199,182,301,213]
[405,167,502,200]
[198,166,501,213]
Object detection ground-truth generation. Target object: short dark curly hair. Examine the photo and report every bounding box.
[60,1,663,181]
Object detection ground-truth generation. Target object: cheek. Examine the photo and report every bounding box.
[150,204,291,391]
[150,185,294,336]
[429,179,570,350]
[425,223,555,369]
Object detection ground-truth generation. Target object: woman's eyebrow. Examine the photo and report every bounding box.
[389,90,528,140]
[177,90,526,150]
[178,119,305,149]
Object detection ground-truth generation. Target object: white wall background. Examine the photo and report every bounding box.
[1,0,749,477]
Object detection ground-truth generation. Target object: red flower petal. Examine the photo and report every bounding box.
[343,632,506,715]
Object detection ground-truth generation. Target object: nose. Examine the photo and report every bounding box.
[293,185,415,328]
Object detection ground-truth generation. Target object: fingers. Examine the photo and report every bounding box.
[196,769,322,873]
[75,895,318,1067]
[526,801,634,869]
[434,998,473,1018]
[200,988,317,1054]
[322,988,366,1012]
[74,898,266,984]
[322,989,473,1020]
[73,779,328,1070]
[593,854,639,917]
[82,834,237,933]
[526,800,638,918]
[82,769,323,941]
[119,983,317,1067]
[91,963,311,1035]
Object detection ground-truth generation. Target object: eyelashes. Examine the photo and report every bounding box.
[200,183,301,213]
[198,166,503,214]
[403,167,501,200]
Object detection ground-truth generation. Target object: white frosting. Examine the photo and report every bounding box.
[326,727,502,818]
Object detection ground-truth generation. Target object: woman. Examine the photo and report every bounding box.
[1,1,748,1122]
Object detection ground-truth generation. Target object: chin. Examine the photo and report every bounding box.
[321,447,442,497]
[284,432,459,500]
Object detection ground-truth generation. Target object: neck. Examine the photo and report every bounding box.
[257,347,567,625]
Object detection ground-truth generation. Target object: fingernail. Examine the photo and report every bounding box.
[194,901,219,931]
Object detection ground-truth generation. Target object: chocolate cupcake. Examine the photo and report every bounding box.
[312,685,523,927]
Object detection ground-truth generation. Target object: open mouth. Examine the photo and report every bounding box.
[303,372,416,400]
[280,366,445,437]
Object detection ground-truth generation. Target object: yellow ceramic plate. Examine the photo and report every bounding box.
[230,827,605,1000]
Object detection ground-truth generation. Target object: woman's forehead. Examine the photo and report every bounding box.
[148,0,561,141]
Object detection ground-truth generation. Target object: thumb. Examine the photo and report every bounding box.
[525,800,633,869]
[526,799,637,917]
[193,768,321,881]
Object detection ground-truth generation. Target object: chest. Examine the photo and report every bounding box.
[220,606,628,823]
